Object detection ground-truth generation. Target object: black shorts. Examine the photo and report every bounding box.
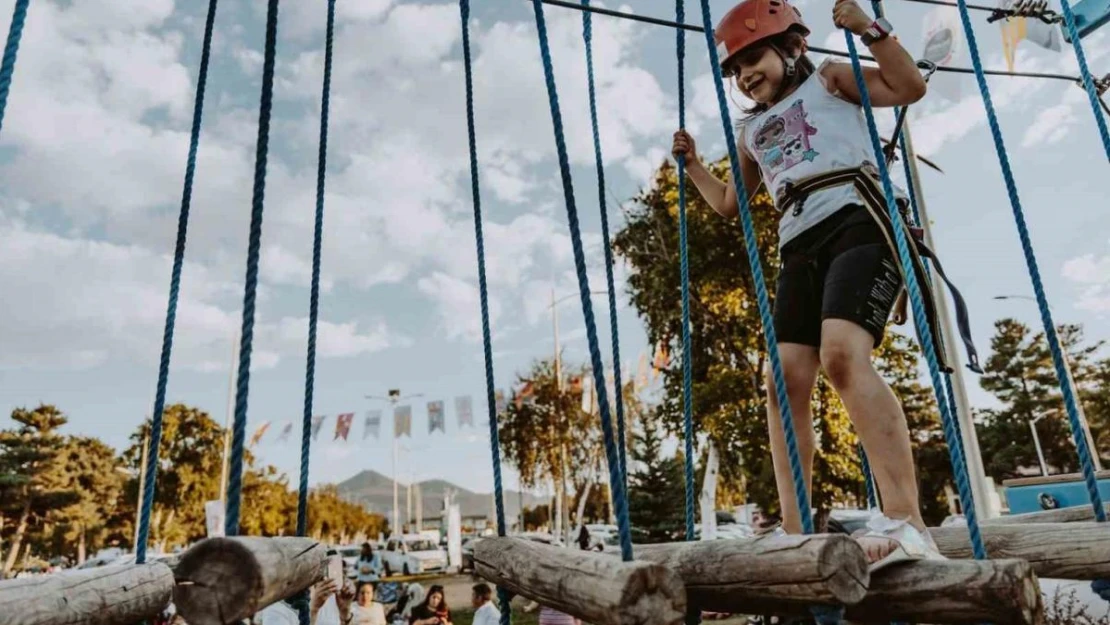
[774,205,902,348]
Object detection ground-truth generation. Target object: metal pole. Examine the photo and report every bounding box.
[1030,416,1049,476]
[219,328,239,505]
[902,118,995,519]
[553,287,562,389]
[134,432,150,551]
[393,417,399,535]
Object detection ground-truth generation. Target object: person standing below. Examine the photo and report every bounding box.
[356,542,382,584]
[470,583,501,625]
[352,582,387,625]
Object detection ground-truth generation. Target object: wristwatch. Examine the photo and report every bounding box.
[860,18,893,46]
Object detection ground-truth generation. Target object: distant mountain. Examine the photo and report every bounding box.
[336,470,546,522]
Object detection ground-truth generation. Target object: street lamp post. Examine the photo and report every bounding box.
[1030,414,1049,476]
[548,287,609,543]
[993,295,1101,470]
[366,389,424,536]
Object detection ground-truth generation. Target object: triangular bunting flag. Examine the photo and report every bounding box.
[249,421,271,448]
[364,410,382,440]
[335,413,354,441]
[455,396,473,427]
[394,405,412,438]
[428,401,445,434]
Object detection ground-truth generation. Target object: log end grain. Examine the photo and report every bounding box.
[173,538,266,625]
[810,534,870,606]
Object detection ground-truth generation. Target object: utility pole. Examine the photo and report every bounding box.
[366,389,423,536]
[219,327,240,505]
[901,118,994,520]
[133,431,150,551]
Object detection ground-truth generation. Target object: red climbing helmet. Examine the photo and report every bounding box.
[714,0,810,74]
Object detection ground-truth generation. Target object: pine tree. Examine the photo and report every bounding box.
[977,319,1104,480]
[627,414,686,543]
[0,405,79,575]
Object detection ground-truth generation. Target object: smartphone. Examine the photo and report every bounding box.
[327,555,344,582]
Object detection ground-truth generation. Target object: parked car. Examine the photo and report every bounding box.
[381,534,448,576]
[460,536,483,572]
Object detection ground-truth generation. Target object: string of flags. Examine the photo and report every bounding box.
[247,395,482,447]
[246,344,673,447]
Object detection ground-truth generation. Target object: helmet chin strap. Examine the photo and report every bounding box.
[769,43,799,103]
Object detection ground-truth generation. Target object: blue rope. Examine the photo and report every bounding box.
[951,0,1106,524]
[459,3,512,622]
[298,0,334,541]
[295,13,334,624]
[530,0,635,562]
[225,0,280,537]
[675,11,701,625]
[675,0,697,551]
[580,0,629,495]
[859,443,879,509]
[0,0,28,138]
[136,0,219,565]
[841,29,986,559]
[1056,0,1110,162]
[694,0,814,536]
[695,19,845,623]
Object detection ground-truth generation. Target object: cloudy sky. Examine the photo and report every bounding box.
[0,0,1106,500]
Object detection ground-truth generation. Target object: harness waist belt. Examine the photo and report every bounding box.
[778,164,982,374]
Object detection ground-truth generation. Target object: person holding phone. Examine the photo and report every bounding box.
[407,585,452,625]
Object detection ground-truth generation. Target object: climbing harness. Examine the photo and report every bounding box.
[774,163,983,375]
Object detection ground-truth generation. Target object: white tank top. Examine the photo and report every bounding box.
[739,60,906,248]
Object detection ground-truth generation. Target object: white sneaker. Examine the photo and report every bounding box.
[853,509,945,572]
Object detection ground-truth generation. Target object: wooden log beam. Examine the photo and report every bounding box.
[472,536,686,625]
[173,536,327,625]
[770,558,1043,625]
[630,534,869,614]
[930,522,1110,579]
[986,504,1110,525]
[849,558,1043,625]
[0,562,173,625]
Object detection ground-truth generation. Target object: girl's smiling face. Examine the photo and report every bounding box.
[727,45,786,105]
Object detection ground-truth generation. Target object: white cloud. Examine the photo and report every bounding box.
[0,221,394,371]
[1063,251,1110,312]
[1022,103,1077,148]
[0,0,676,358]
[417,271,503,342]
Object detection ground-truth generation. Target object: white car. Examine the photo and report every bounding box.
[381,535,448,576]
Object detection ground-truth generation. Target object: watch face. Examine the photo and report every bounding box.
[876,17,893,33]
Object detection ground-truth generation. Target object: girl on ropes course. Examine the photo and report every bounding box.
[672,0,955,570]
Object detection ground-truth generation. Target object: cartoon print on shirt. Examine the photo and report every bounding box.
[751,99,818,179]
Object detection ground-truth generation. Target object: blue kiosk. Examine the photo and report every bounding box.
[1003,471,1110,515]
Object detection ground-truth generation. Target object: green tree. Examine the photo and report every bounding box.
[976,319,1104,481]
[119,404,227,551]
[45,436,124,563]
[498,359,603,539]
[0,405,79,576]
[627,413,685,543]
